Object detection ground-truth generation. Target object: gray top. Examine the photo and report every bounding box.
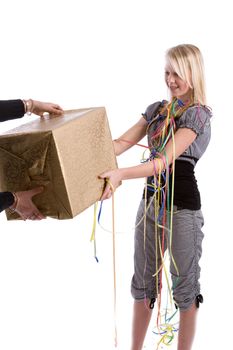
[143,101,212,166]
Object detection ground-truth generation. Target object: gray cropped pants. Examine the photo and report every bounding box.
[131,199,204,311]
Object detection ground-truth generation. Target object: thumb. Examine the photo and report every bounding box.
[99,172,109,179]
[29,186,44,197]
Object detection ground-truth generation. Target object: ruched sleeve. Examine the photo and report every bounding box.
[142,101,161,123]
[177,105,212,136]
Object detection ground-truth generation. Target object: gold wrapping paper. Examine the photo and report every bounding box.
[0,108,117,220]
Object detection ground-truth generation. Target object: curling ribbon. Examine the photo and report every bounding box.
[90,202,99,262]
[94,98,194,349]
[106,179,118,347]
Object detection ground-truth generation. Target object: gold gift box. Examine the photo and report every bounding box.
[0,108,117,220]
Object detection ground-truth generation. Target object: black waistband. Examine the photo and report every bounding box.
[178,155,199,164]
[142,160,201,210]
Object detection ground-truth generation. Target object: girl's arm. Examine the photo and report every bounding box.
[100,127,197,199]
[113,117,148,156]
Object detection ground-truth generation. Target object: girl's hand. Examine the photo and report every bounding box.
[99,169,122,200]
[10,187,45,220]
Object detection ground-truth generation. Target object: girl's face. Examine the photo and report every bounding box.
[165,64,192,101]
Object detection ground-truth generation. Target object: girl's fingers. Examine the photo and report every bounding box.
[101,185,112,200]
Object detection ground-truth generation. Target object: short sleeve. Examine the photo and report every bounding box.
[177,105,212,136]
[142,101,161,123]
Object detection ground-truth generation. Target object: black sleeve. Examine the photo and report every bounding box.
[0,99,25,122]
[0,191,14,212]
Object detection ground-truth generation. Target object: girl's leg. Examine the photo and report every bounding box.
[130,284,198,350]
[131,300,153,350]
[177,303,198,350]
[169,208,204,350]
[131,199,163,350]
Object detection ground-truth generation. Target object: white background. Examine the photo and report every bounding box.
[0,1,232,349]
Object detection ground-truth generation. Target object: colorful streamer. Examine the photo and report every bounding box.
[91,97,195,349]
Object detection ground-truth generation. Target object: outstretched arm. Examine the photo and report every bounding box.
[100,127,197,199]
[26,99,63,117]
[113,117,147,156]
[0,99,63,122]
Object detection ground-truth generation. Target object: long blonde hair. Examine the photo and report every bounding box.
[166,44,207,105]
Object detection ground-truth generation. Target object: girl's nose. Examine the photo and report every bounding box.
[168,73,175,84]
